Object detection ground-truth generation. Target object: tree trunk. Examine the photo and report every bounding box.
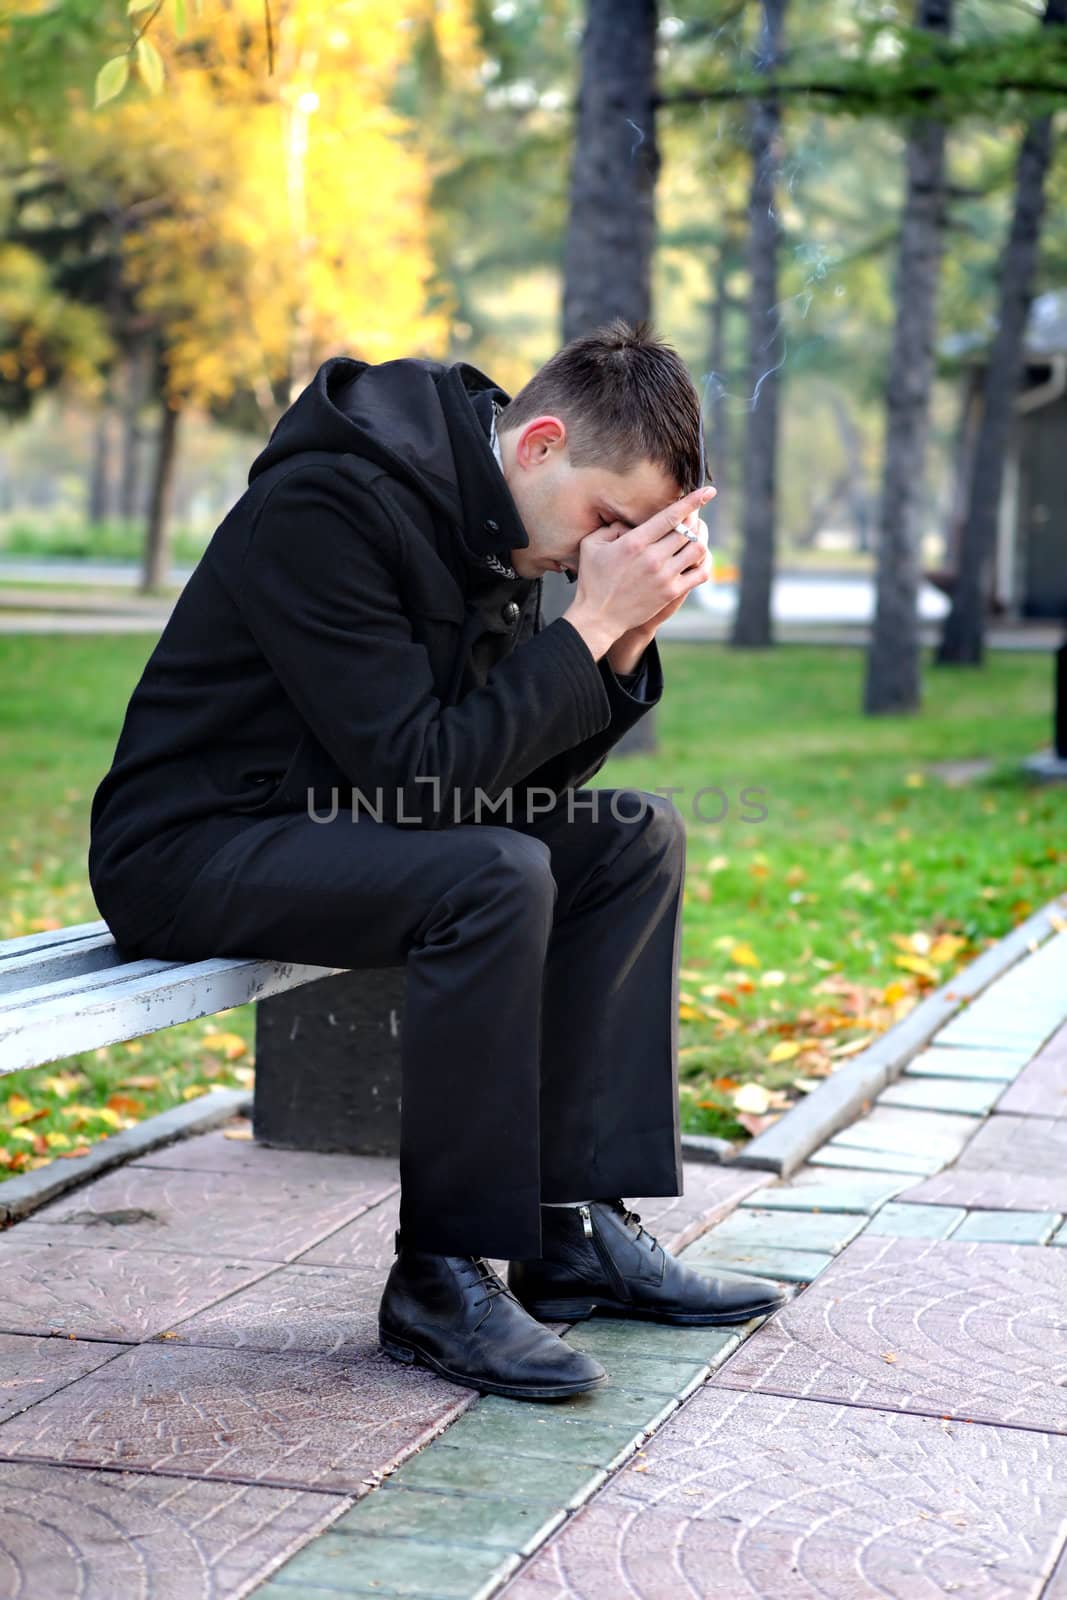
[87,387,114,525]
[937,0,1066,666]
[703,247,732,550]
[863,0,952,714]
[562,0,660,753]
[731,0,787,650]
[141,398,181,594]
[119,341,150,524]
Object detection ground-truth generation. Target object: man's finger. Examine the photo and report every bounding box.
[626,485,715,550]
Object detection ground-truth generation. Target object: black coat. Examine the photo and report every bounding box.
[88,355,663,950]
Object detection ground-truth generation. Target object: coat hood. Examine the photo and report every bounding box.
[247,355,530,566]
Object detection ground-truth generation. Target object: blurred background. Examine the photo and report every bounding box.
[1,0,1065,1162]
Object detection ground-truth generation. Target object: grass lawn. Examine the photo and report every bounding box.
[1,630,1064,1182]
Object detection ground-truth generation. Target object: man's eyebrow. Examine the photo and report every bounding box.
[601,501,637,528]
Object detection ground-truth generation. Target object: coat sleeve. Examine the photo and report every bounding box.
[236,466,614,828]
[508,636,664,804]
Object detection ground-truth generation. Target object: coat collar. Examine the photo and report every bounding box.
[437,363,530,565]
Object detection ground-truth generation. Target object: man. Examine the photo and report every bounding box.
[88,318,785,1404]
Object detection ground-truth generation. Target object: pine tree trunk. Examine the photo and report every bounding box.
[562,0,660,754]
[731,0,787,650]
[937,0,1065,666]
[141,398,181,594]
[863,0,952,714]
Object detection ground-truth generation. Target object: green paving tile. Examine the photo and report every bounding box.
[687,1246,832,1284]
[331,1485,564,1556]
[877,1076,1002,1116]
[807,1144,938,1176]
[478,1384,678,1432]
[267,1528,515,1598]
[386,1442,604,1510]
[827,1107,974,1164]
[741,1172,910,1214]
[562,1319,740,1365]
[863,1202,966,1239]
[690,1206,865,1256]
[952,1209,1063,1245]
[905,1046,1028,1081]
[582,1350,706,1396]
[435,1402,641,1467]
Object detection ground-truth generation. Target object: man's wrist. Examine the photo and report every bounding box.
[607,632,652,676]
[562,603,618,664]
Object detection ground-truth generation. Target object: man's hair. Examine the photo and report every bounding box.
[497,318,707,495]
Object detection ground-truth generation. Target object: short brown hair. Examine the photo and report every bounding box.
[497,319,708,495]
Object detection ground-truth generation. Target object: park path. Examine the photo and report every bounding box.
[1,929,1066,1597]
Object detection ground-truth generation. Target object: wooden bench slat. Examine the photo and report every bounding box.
[0,956,344,1076]
[0,933,130,997]
[0,921,111,961]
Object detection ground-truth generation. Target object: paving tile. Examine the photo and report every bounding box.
[825,1106,976,1164]
[901,1115,1067,1212]
[293,1195,402,1271]
[863,1203,966,1239]
[877,1075,1001,1116]
[478,1387,678,1433]
[0,1237,274,1340]
[157,1262,385,1355]
[0,1458,349,1600]
[904,1045,1030,1080]
[14,1162,397,1263]
[687,1245,832,1284]
[996,1021,1067,1120]
[499,1388,1067,1600]
[438,1403,645,1467]
[561,1319,741,1366]
[691,1206,865,1256]
[579,1351,707,1397]
[739,1169,911,1214]
[934,1015,1058,1052]
[269,1527,517,1597]
[625,1166,775,1251]
[334,1484,565,1557]
[806,1144,938,1176]
[135,1130,400,1186]
[713,1234,1067,1432]
[0,1333,128,1422]
[0,1341,470,1492]
[951,1209,1062,1245]
[386,1441,605,1511]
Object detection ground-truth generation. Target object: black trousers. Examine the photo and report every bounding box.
[147,787,687,1260]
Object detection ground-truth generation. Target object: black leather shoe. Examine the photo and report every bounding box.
[508,1200,789,1326]
[379,1231,608,1401]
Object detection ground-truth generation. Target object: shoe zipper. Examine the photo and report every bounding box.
[580,1205,631,1303]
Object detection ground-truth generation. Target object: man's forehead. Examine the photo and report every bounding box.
[594,459,680,525]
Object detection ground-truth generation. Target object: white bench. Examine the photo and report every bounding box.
[0,919,342,1078]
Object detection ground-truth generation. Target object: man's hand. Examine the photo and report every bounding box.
[604,503,713,675]
[563,486,716,665]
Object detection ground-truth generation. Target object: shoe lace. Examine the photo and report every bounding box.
[462,1256,516,1309]
[611,1200,659,1253]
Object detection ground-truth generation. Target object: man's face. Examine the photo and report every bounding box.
[498,415,682,581]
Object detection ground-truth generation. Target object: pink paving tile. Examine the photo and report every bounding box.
[630,1166,775,1252]
[0,1458,348,1600]
[134,1127,400,1187]
[996,1023,1067,1119]
[0,1341,472,1492]
[0,1238,274,1340]
[900,1114,1067,1211]
[160,1262,385,1356]
[0,1333,128,1422]
[14,1160,398,1262]
[500,1387,1067,1600]
[294,1192,400,1270]
[712,1234,1067,1433]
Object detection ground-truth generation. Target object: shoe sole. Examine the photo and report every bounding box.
[378,1329,608,1401]
[520,1296,787,1326]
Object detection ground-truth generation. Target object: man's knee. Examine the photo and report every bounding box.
[611,789,686,857]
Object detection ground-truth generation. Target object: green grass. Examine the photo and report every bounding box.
[0,632,1064,1179]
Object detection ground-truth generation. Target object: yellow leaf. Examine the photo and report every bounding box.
[135,37,165,96]
[90,1107,123,1128]
[768,1040,802,1063]
[8,1127,37,1144]
[5,1094,32,1120]
[882,980,909,1004]
[678,1004,703,1022]
[201,1031,248,1060]
[904,773,925,788]
[729,942,760,968]
[44,1131,72,1149]
[182,1085,209,1100]
[893,954,940,982]
[831,1035,873,1058]
[928,934,966,965]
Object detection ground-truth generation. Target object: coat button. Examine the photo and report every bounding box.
[485,519,499,533]
[501,600,521,624]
